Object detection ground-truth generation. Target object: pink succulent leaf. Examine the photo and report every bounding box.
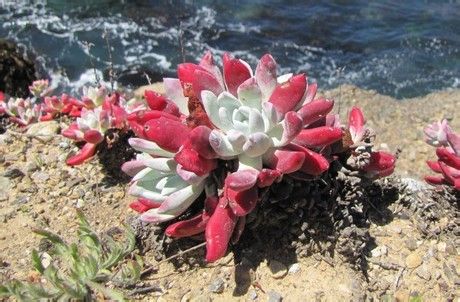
[62,123,84,141]
[165,213,208,238]
[223,53,253,96]
[297,98,334,126]
[286,143,330,176]
[176,164,209,184]
[225,169,259,191]
[349,106,366,143]
[128,138,175,157]
[188,125,218,159]
[226,184,259,217]
[205,197,237,262]
[129,201,152,213]
[163,78,189,114]
[293,126,343,148]
[174,143,217,176]
[144,90,180,116]
[424,119,451,147]
[143,116,191,153]
[83,129,104,144]
[436,147,460,170]
[0,91,4,102]
[362,151,396,178]
[426,160,442,173]
[192,69,224,100]
[446,129,460,156]
[439,162,460,189]
[237,77,263,110]
[424,175,446,186]
[121,160,147,177]
[256,168,282,187]
[269,111,303,147]
[199,51,225,89]
[231,215,246,244]
[325,114,342,128]
[66,143,97,166]
[264,149,305,174]
[300,82,318,106]
[255,54,277,102]
[268,74,307,115]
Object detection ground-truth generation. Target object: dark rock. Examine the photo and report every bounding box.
[0,39,38,97]
[3,167,24,179]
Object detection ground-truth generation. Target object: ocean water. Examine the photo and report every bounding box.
[0,0,459,98]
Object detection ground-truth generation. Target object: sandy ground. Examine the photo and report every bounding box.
[0,85,459,301]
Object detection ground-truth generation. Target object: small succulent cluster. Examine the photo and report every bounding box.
[61,86,146,165]
[424,119,460,190]
[123,52,396,262]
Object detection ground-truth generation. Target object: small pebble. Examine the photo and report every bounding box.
[208,277,225,293]
[415,266,431,281]
[267,290,282,302]
[288,263,301,274]
[405,252,423,269]
[247,289,258,301]
[404,238,418,251]
[371,245,388,258]
[3,168,24,179]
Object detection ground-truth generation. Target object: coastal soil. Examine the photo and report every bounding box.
[0,85,459,301]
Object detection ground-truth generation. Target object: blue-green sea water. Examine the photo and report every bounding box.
[1,0,459,98]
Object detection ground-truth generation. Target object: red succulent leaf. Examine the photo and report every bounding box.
[293,126,343,148]
[225,170,258,191]
[144,117,191,152]
[424,175,446,186]
[83,129,104,144]
[165,213,208,238]
[66,143,97,166]
[363,151,396,177]
[205,197,237,262]
[187,125,217,159]
[265,149,305,174]
[297,98,334,126]
[223,53,252,96]
[269,74,306,115]
[174,143,217,176]
[439,162,460,189]
[349,106,365,142]
[39,113,54,121]
[286,144,330,176]
[257,168,282,187]
[302,82,317,105]
[426,160,442,173]
[144,90,180,116]
[0,91,4,102]
[226,185,258,217]
[436,147,460,170]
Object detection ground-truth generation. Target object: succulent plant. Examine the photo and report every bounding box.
[62,87,145,166]
[28,79,52,98]
[0,96,41,126]
[424,119,460,190]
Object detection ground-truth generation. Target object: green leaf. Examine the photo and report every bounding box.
[86,280,126,302]
[31,250,45,274]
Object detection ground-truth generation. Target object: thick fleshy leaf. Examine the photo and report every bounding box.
[223,53,252,96]
[176,164,208,184]
[268,74,306,115]
[286,144,329,176]
[205,197,237,262]
[129,200,152,213]
[127,109,181,125]
[66,143,97,166]
[199,51,225,88]
[439,162,460,189]
[227,185,258,217]
[242,132,272,157]
[293,126,343,148]
[297,98,334,126]
[174,144,217,176]
[436,147,460,170]
[424,175,446,186]
[237,77,262,109]
[121,160,146,177]
[257,168,282,187]
[447,130,460,155]
[128,138,175,157]
[255,54,277,102]
[225,170,258,191]
[144,90,180,116]
[424,119,450,147]
[163,78,189,114]
[231,216,246,244]
[209,130,243,157]
[426,160,442,173]
[269,111,303,147]
[83,129,104,144]
[144,117,190,153]
[165,213,208,238]
[301,82,318,106]
[264,149,305,174]
[192,69,224,99]
[349,106,365,143]
[363,151,396,177]
[188,125,217,159]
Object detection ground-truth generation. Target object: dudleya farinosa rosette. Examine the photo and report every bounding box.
[123,52,396,262]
